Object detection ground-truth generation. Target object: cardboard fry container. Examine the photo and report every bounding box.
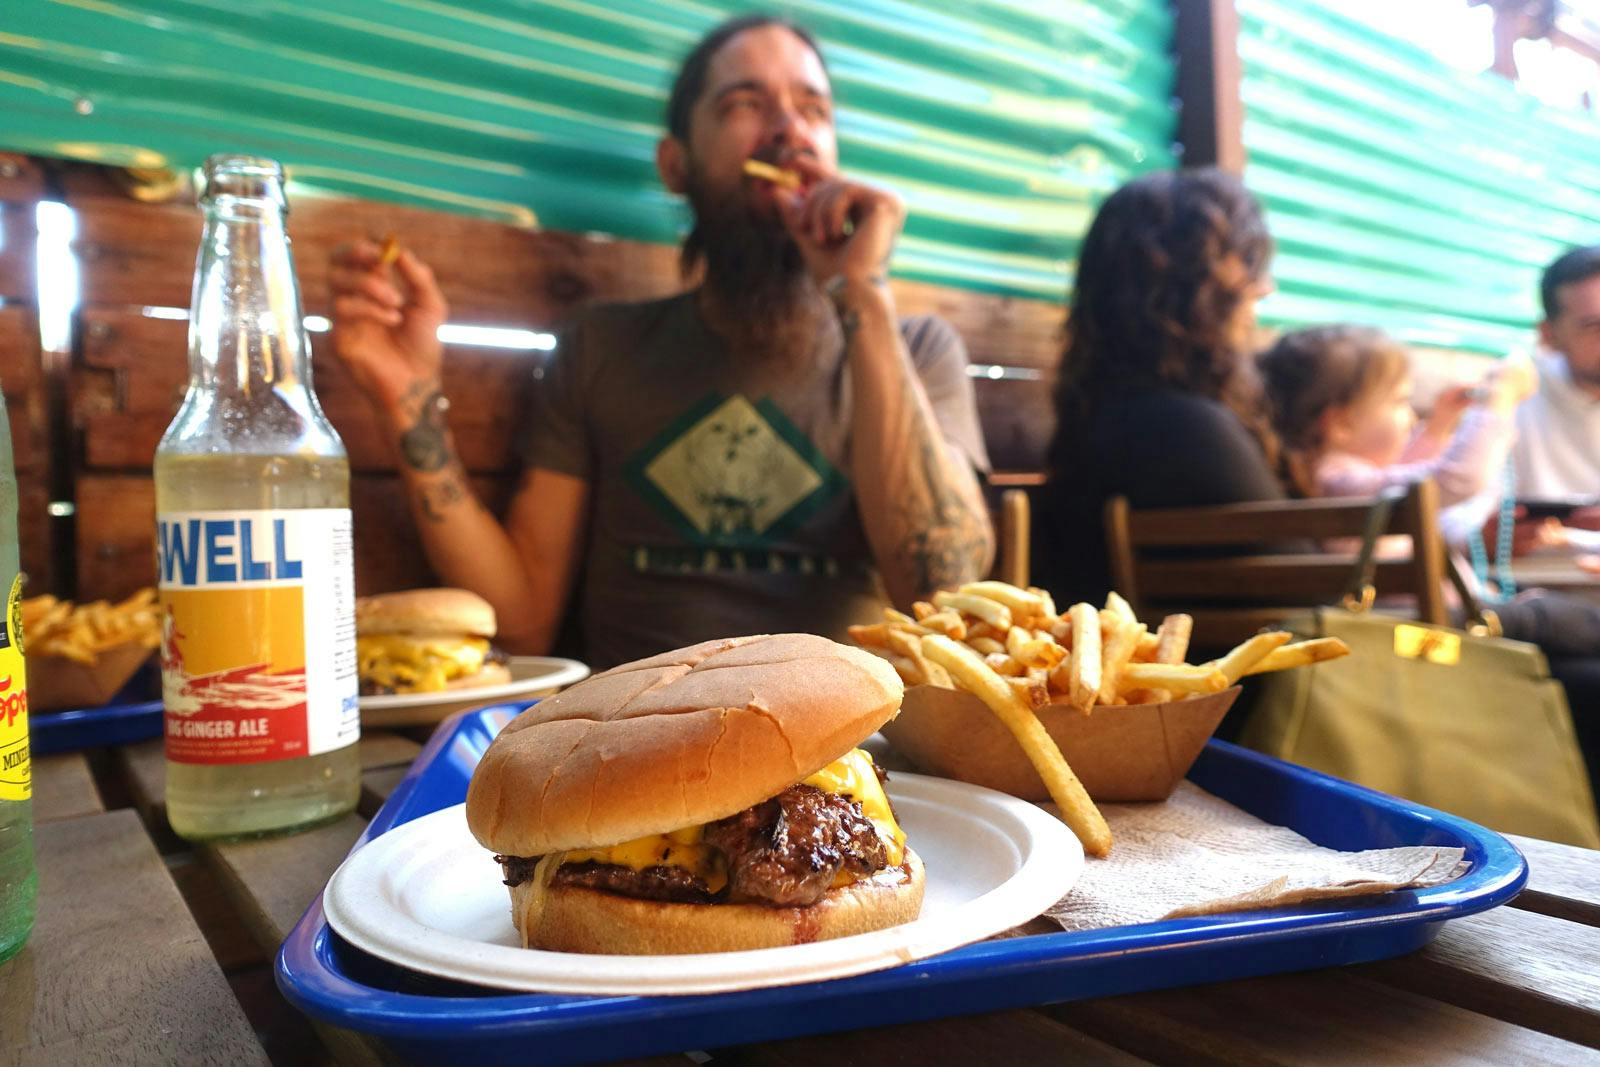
[881,684,1241,802]
[26,641,156,712]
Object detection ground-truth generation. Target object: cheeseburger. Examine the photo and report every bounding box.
[465,633,922,954]
[355,588,511,696]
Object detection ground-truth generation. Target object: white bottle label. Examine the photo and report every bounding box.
[156,509,359,765]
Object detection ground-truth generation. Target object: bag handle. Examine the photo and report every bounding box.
[1342,487,1404,612]
[1444,553,1504,638]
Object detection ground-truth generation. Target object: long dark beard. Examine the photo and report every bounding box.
[682,168,828,362]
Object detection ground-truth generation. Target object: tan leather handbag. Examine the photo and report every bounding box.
[1241,491,1600,848]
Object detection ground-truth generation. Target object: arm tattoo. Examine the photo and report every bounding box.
[399,388,451,472]
[418,467,468,524]
[894,384,991,594]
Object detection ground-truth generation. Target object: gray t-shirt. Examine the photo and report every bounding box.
[519,291,989,669]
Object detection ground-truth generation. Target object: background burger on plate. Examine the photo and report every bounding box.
[465,633,923,954]
[355,588,511,696]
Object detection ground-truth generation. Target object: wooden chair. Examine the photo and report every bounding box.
[995,487,1031,588]
[1103,480,1448,653]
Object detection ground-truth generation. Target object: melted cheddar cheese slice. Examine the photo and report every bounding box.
[357,634,489,693]
[559,748,904,893]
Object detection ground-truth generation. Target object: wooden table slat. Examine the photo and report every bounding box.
[714,1009,1150,1067]
[1361,904,1600,1048]
[1507,832,1600,927]
[28,753,104,824]
[203,816,366,951]
[117,731,424,823]
[0,809,270,1066]
[360,766,411,818]
[358,733,424,771]
[1047,969,1600,1067]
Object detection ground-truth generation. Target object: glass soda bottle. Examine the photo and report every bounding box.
[0,387,35,962]
[155,155,361,840]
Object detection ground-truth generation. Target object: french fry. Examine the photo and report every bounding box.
[912,601,936,621]
[1133,630,1161,661]
[985,651,1024,677]
[847,623,891,648]
[1027,587,1058,621]
[1208,631,1294,685]
[1006,625,1067,671]
[1139,612,1193,703]
[958,581,1045,618]
[933,591,1011,631]
[863,647,924,687]
[968,636,1005,656]
[921,635,1113,857]
[1066,602,1101,713]
[377,232,401,267]
[884,608,918,627]
[1154,614,1193,664]
[741,158,802,189]
[1244,637,1351,676]
[1006,675,1050,709]
[887,627,953,689]
[1096,615,1147,705]
[1120,662,1227,695]
[916,610,967,640]
[1104,591,1137,623]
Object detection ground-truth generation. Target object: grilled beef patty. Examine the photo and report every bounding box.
[496,782,894,908]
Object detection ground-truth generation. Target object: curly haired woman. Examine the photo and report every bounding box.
[1033,169,1280,608]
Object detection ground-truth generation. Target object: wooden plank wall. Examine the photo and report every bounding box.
[0,153,51,594]
[34,160,1064,601]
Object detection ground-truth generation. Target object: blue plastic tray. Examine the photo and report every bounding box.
[277,703,1527,1067]
[30,661,163,756]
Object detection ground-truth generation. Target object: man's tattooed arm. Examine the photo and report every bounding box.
[390,380,479,525]
[831,278,994,604]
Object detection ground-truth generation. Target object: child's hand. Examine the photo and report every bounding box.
[1425,383,1476,434]
[1485,357,1537,411]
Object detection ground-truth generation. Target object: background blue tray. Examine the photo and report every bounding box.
[277,703,1528,1067]
[30,660,163,756]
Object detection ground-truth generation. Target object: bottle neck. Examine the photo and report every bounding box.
[187,195,310,396]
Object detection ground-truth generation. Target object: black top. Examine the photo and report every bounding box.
[1032,387,1285,607]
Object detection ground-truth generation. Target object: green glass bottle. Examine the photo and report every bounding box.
[0,386,35,963]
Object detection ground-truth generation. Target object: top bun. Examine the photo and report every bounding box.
[466,633,903,856]
[356,587,497,638]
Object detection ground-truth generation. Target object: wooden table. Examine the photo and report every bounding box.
[5,732,1600,1066]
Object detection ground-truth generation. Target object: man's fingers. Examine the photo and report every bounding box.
[825,186,856,243]
[394,250,448,318]
[332,239,384,270]
[328,268,403,309]
[332,294,402,328]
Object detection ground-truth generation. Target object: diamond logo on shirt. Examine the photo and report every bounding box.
[627,394,844,545]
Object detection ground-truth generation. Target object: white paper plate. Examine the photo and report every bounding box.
[322,772,1082,995]
[357,656,589,728]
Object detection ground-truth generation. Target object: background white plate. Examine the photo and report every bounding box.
[357,656,589,728]
[322,772,1082,995]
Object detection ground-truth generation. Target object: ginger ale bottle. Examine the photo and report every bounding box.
[155,155,360,840]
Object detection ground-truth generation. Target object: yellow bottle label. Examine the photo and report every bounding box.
[157,509,358,765]
[0,573,30,801]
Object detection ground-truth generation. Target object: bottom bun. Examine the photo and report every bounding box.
[446,661,513,691]
[512,848,925,954]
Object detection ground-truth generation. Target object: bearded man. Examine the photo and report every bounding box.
[328,14,993,668]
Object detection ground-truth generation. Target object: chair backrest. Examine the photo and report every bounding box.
[995,487,1031,587]
[1104,480,1448,652]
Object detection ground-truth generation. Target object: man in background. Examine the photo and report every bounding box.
[1514,245,1600,499]
[326,15,993,668]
